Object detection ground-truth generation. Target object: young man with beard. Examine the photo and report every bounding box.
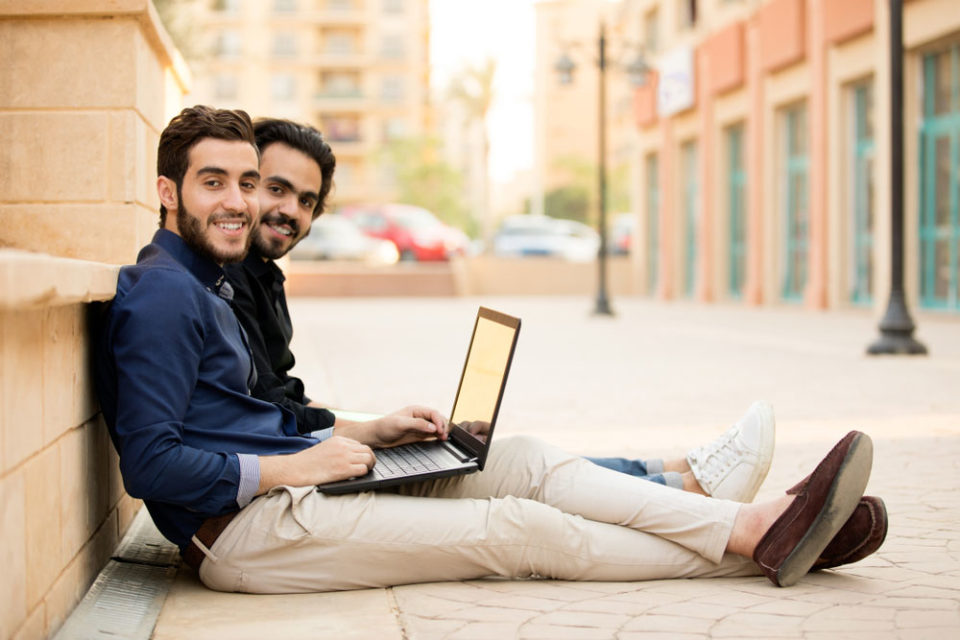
[226,118,779,499]
[95,105,885,595]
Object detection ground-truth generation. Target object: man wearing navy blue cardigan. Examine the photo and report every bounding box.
[95,105,883,594]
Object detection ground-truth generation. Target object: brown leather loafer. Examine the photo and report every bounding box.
[785,471,888,571]
[753,431,873,587]
[811,496,888,570]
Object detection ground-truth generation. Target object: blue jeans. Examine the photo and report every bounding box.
[586,456,683,489]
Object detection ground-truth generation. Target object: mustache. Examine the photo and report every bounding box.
[260,211,300,237]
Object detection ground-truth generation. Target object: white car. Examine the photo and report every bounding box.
[289,215,399,265]
[492,215,599,262]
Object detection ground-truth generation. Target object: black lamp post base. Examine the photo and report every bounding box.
[866,292,927,355]
[592,296,614,316]
[867,332,927,355]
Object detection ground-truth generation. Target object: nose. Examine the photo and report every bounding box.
[276,192,298,217]
[222,184,248,214]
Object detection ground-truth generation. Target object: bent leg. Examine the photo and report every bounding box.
[199,484,758,594]
[585,456,684,489]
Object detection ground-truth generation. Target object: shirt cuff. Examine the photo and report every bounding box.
[309,427,335,441]
[236,453,261,508]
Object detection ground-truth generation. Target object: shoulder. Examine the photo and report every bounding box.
[113,261,207,331]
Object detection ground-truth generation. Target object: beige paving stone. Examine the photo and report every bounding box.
[403,616,466,639]
[518,623,623,639]
[646,601,740,619]
[426,605,536,623]
[745,598,832,616]
[895,609,960,628]
[710,613,806,637]
[0,469,27,640]
[802,609,897,632]
[469,594,566,612]
[447,621,523,639]
[621,614,712,634]
[558,596,659,616]
[618,633,705,640]
[154,573,403,640]
[529,610,629,628]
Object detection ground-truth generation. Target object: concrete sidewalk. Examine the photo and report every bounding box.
[151,297,960,639]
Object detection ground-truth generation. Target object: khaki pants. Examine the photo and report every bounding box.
[198,436,760,594]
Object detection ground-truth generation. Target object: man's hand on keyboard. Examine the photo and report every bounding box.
[338,405,449,449]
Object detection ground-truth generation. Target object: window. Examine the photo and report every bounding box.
[781,103,809,301]
[214,74,238,100]
[681,141,699,296]
[727,124,747,298]
[382,0,404,14]
[327,0,355,10]
[323,116,361,142]
[381,34,406,59]
[850,81,875,306]
[273,0,296,12]
[919,43,960,310]
[321,72,361,97]
[381,75,405,101]
[645,154,659,294]
[383,117,408,140]
[271,74,296,101]
[325,31,356,55]
[272,33,298,58]
[215,30,242,58]
[643,9,659,54]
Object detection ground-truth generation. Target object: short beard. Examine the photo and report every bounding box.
[176,188,252,265]
[251,211,306,260]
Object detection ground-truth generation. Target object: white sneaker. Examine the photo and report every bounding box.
[686,401,776,502]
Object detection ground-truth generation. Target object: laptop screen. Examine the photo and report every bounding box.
[448,308,520,466]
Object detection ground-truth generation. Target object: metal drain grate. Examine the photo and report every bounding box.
[52,561,177,639]
[52,509,181,639]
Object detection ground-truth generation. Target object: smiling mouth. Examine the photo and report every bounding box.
[212,218,248,237]
[267,222,293,237]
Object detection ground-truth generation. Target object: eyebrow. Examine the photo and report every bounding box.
[196,166,261,180]
[266,174,319,202]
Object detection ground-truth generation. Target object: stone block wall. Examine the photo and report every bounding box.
[0,2,187,638]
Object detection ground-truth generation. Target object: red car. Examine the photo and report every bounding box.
[338,203,469,261]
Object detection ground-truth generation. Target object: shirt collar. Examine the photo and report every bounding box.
[242,245,285,285]
[150,229,233,299]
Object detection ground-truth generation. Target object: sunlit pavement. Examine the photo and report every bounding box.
[152,296,960,639]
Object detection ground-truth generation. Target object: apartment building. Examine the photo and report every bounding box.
[187,0,431,206]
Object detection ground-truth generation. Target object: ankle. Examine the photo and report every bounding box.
[727,495,794,557]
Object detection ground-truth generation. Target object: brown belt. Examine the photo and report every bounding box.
[182,511,239,570]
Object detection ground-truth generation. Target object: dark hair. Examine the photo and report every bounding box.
[254,118,336,217]
[156,105,257,226]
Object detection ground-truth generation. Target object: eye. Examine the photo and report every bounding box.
[267,184,284,195]
[300,198,315,209]
[204,179,222,188]
[241,180,258,190]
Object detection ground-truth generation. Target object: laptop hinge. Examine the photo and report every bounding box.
[442,440,475,463]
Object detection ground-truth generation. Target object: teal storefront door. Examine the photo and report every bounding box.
[919,43,960,310]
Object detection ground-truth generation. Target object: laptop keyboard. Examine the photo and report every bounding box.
[373,443,445,479]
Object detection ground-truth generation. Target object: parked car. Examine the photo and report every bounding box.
[492,215,599,262]
[338,203,470,261]
[288,214,399,265]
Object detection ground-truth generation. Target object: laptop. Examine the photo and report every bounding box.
[317,306,521,494]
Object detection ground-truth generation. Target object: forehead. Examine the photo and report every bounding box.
[186,137,259,174]
[260,143,323,191]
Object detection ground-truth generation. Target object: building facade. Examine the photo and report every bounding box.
[188,0,431,206]
[562,0,960,314]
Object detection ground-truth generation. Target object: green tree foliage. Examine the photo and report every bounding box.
[153,0,205,61]
[379,137,475,236]
[547,155,630,224]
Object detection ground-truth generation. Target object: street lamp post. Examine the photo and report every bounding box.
[867,0,927,355]
[555,22,648,317]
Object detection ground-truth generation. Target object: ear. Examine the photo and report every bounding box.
[157,177,178,224]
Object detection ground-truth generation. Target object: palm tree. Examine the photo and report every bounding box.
[448,58,496,247]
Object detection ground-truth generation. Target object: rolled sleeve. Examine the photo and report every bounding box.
[309,427,335,442]
[236,453,261,507]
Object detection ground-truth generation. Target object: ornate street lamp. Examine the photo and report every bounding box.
[554,23,650,317]
[867,0,927,354]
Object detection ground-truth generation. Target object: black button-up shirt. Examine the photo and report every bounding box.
[225,247,336,433]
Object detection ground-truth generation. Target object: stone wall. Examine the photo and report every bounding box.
[0,2,187,638]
